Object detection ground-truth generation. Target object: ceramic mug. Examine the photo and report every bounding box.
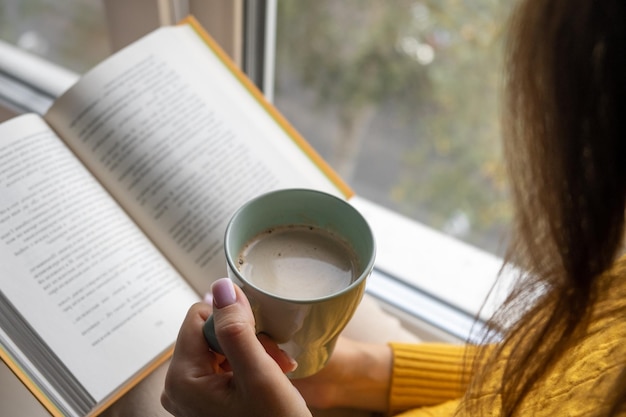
[203,188,375,378]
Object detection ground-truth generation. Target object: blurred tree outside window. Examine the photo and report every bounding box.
[0,0,109,73]
[274,0,515,256]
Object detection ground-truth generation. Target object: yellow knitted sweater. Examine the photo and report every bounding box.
[388,258,626,416]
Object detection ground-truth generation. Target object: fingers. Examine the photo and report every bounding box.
[173,279,297,376]
[163,302,222,416]
[258,333,298,374]
[211,278,284,376]
[164,279,310,417]
[170,302,217,373]
[211,278,310,415]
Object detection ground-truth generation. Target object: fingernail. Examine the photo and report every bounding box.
[212,278,236,309]
[282,350,298,372]
[203,292,213,305]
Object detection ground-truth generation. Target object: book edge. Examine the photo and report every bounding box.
[178,15,354,199]
[0,344,175,417]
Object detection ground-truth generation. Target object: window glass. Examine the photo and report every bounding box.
[0,0,109,73]
[274,0,515,256]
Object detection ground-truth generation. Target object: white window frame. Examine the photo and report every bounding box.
[0,0,507,343]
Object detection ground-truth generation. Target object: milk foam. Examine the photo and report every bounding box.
[237,225,358,300]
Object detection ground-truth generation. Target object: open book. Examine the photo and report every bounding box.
[0,16,350,417]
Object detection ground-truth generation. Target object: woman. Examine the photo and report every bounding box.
[160,0,626,415]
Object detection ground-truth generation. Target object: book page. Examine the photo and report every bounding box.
[0,115,199,406]
[45,22,347,295]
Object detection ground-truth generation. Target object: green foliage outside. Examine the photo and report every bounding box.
[276,0,515,254]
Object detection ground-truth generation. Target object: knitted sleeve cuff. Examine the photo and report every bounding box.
[388,343,476,414]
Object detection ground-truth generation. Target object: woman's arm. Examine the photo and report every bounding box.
[293,340,479,414]
[292,337,393,411]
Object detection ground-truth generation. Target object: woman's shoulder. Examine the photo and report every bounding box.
[524,260,626,416]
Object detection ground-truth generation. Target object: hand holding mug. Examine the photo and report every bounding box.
[161,278,311,417]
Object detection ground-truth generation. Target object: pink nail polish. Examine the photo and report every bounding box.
[211,278,236,308]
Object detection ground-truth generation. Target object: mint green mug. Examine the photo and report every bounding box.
[204,188,375,378]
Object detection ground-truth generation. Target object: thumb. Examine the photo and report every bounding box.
[211,278,284,376]
[211,279,310,415]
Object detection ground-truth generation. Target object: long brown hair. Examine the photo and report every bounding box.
[465,0,626,414]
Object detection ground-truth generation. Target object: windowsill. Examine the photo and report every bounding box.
[0,40,504,342]
[351,197,504,341]
[353,197,502,315]
[0,41,77,98]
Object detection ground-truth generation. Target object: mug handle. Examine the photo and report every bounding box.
[202,315,224,354]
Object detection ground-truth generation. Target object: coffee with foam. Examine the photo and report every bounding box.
[237,225,359,300]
